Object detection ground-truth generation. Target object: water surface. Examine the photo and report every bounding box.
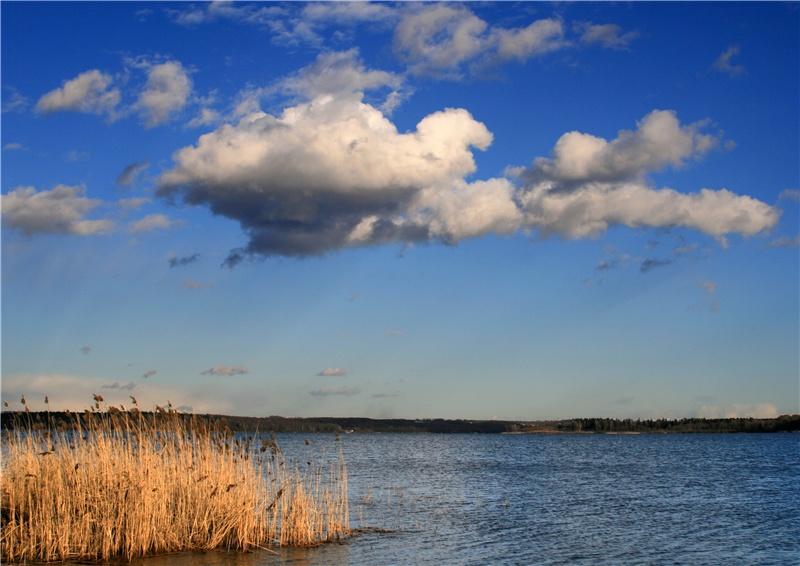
[124,433,799,565]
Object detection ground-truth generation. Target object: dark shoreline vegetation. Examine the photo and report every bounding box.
[4,411,799,434]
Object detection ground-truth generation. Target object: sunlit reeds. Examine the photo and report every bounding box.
[1,397,349,563]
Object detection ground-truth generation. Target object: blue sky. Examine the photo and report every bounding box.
[2,1,798,420]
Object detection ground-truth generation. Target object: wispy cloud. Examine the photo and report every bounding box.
[116,160,151,187]
[127,214,183,234]
[711,46,746,77]
[317,367,348,377]
[2,87,29,113]
[309,387,360,397]
[169,253,201,268]
[575,22,639,50]
[640,258,673,273]
[201,365,249,376]
[102,381,137,391]
[142,369,157,379]
[766,235,800,248]
[80,346,92,355]
[181,280,213,290]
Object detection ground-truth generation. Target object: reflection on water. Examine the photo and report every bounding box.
[109,434,798,565]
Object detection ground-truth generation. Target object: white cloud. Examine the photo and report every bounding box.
[766,235,800,248]
[35,69,120,119]
[490,18,567,62]
[697,403,779,419]
[711,46,746,77]
[118,197,152,211]
[127,213,183,234]
[778,189,800,202]
[158,98,777,258]
[1,185,115,236]
[301,2,397,26]
[280,49,405,107]
[2,87,29,113]
[394,5,569,78]
[523,110,721,185]
[514,110,778,242]
[409,178,522,243]
[394,4,489,78]
[187,107,224,128]
[135,61,192,127]
[519,182,778,242]
[3,142,23,151]
[158,92,499,258]
[318,367,348,377]
[576,22,639,50]
[201,365,249,376]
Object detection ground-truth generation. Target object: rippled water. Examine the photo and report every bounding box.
[124,433,798,565]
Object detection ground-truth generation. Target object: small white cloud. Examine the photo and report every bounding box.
[35,69,120,119]
[1,185,115,237]
[318,367,348,377]
[3,142,23,151]
[118,197,152,211]
[711,46,746,77]
[766,235,800,248]
[127,213,183,234]
[201,365,249,376]
[778,189,800,202]
[576,22,639,50]
[394,5,566,78]
[135,61,192,128]
[2,87,29,113]
[65,150,90,162]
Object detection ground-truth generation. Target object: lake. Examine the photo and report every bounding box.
[122,433,798,565]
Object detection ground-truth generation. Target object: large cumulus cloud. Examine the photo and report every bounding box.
[157,97,778,261]
[157,92,509,259]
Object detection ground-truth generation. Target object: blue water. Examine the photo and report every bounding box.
[126,433,799,565]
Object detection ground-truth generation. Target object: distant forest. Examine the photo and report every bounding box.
[2,411,799,434]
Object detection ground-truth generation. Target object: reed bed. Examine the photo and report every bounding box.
[1,397,349,563]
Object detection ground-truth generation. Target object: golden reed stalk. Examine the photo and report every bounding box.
[1,398,349,563]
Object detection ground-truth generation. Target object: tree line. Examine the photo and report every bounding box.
[2,410,798,434]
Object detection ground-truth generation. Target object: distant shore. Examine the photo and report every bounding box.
[3,411,799,435]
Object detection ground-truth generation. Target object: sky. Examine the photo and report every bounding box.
[1,1,798,421]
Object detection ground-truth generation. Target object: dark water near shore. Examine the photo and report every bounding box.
[124,433,798,565]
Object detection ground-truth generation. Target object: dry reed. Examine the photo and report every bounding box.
[1,398,349,563]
